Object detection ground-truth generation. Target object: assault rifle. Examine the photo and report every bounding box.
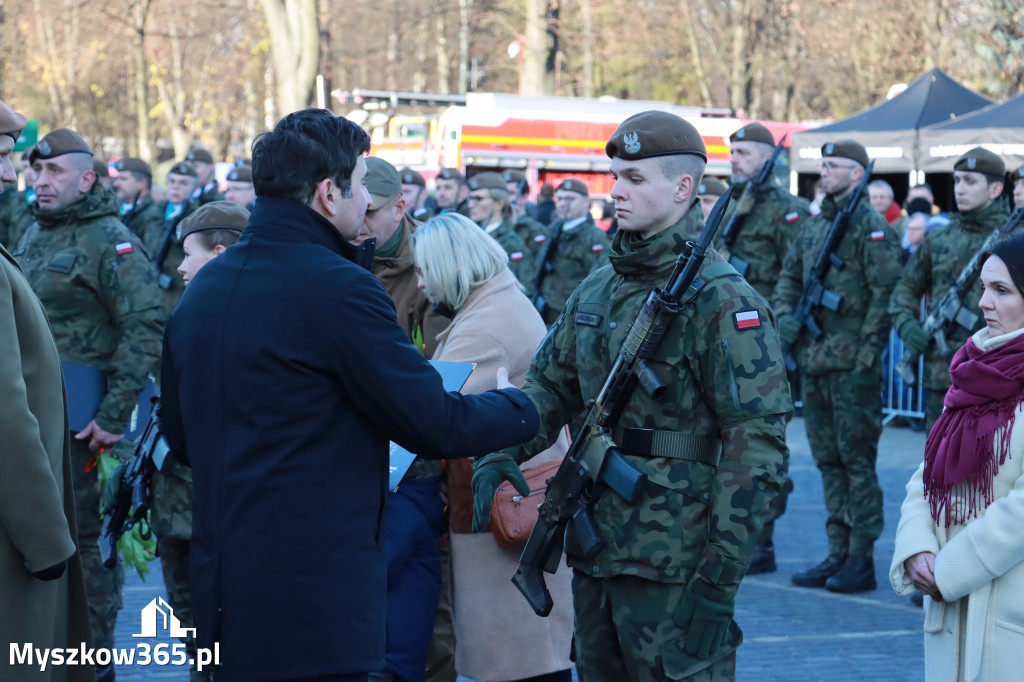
[120,191,143,229]
[896,206,1024,385]
[781,160,875,373]
[99,401,170,569]
[512,187,735,617]
[717,135,788,278]
[530,221,564,315]
[152,185,196,290]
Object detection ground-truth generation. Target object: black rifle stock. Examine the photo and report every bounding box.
[99,403,167,569]
[152,184,197,290]
[120,191,142,229]
[896,206,1024,385]
[716,134,788,278]
[512,187,735,617]
[530,221,564,314]
[781,161,875,373]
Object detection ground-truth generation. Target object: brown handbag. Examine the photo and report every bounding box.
[488,459,562,549]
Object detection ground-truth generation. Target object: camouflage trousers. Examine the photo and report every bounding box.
[801,370,884,557]
[158,537,210,682]
[757,476,794,544]
[571,572,737,682]
[426,539,456,682]
[71,437,125,651]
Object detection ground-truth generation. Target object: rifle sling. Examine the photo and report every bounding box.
[612,427,722,466]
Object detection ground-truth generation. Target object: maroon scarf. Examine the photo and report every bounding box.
[924,332,1024,527]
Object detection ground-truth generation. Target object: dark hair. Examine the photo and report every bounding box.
[251,108,370,206]
[127,170,152,190]
[192,228,242,251]
[982,233,1024,296]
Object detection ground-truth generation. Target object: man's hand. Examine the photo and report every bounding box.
[905,551,942,602]
[74,420,124,453]
[776,314,802,345]
[495,367,514,390]
[898,320,931,356]
[471,452,529,532]
[673,581,735,660]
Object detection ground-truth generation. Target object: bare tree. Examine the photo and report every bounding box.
[263,0,320,115]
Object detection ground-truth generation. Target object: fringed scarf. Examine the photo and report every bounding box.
[924,331,1024,527]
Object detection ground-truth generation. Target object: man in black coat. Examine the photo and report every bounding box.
[160,109,539,682]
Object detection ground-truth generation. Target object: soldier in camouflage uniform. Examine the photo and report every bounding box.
[14,129,164,681]
[146,161,200,316]
[466,171,536,295]
[532,178,609,325]
[773,140,902,594]
[224,164,256,211]
[890,147,1014,433]
[436,167,471,218]
[473,111,792,681]
[400,167,434,221]
[112,157,164,249]
[184,148,225,205]
[0,148,38,249]
[696,176,727,222]
[1012,165,1023,209]
[503,168,548,256]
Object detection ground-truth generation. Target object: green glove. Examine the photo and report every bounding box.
[898,319,930,356]
[673,582,735,660]
[776,314,802,345]
[471,453,530,532]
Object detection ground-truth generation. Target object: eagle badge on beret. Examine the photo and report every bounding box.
[824,143,834,155]
[624,131,641,155]
[736,128,746,139]
[967,157,977,170]
[38,140,51,155]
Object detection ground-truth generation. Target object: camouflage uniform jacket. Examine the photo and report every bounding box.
[144,201,199,317]
[0,189,36,251]
[718,178,810,300]
[535,215,610,323]
[120,195,165,254]
[515,204,791,598]
[514,213,550,257]
[889,199,1014,390]
[15,184,164,433]
[488,218,536,296]
[772,192,902,375]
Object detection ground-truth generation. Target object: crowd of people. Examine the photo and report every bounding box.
[3,89,1024,682]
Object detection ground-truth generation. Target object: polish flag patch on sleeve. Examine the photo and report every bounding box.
[734,308,761,331]
[870,231,886,241]
[510,251,524,262]
[785,211,800,223]
[591,244,604,253]
[115,242,134,254]
[534,234,547,243]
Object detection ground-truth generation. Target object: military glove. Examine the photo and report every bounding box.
[898,319,931,356]
[471,452,530,533]
[776,314,802,345]
[673,581,736,660]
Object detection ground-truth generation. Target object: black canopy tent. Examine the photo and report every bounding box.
[790,69,992,174]
[917,92,1024,173]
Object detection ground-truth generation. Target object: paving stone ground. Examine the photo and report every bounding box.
[113,416,928,681]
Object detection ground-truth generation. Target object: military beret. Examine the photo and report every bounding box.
[821,140,869,169]
[399,167,425,187]
[1012,165,1024,183]
[93,158,109,177]
[179,201,249,242]
[168,161,198,178]
[365,156,402,210]
[954,147,1005,177]
[115,157,152,178]
[502,169,526,184]
[437,167,465,184]
[729,122,775,146]
[556,178,589,196]
[0,99,27,142]
[606,110,707,162]
[226,165,252,183]
[33,128,93,160]
[698,177,728,196]
[185,148,214,164]
[467,171,507,193]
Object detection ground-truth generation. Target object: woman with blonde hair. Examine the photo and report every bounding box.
[412,212,573,682]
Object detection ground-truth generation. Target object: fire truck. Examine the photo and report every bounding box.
[338,90,807,195]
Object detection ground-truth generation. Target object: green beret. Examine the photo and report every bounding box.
[33,128,93,160]
[168,161,198,178]
[556,178,589,196]
[0,99,27,141]
[954,147,1005,177]
[502,169,526,184]
[437,167,465,184]
[399,167,425,187]
[606,110,707,162]
[93,158,109,177]
[179,201,249,243]
[186,148,214,164]
[821,140,869,169]
[115,157,152,178]
[226,165,252,183]
[467,171,507,193]
[698,177,728,196]
[729,123,775,146]
[365,157,402,210]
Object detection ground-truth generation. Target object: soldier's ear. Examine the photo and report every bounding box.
[80,169,97,193]
[675,173,695,205]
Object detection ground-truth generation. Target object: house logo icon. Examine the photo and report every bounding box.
[134,597,197,639]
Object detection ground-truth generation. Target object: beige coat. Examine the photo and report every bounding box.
[0,244,93,681]
[435,268,574,681]
[891,326,1024,682]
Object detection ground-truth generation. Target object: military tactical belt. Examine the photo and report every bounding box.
[612,427,722,466]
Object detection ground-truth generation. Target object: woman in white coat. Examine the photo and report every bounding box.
[412,213,573,682]
[891,233,1024,681]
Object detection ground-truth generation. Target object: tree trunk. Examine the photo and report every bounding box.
[579,0,593,98]
[520,0,545,95]
[263,0,320,115]
[132,0,153,164]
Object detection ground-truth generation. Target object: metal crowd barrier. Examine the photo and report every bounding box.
[882,328,926,424]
